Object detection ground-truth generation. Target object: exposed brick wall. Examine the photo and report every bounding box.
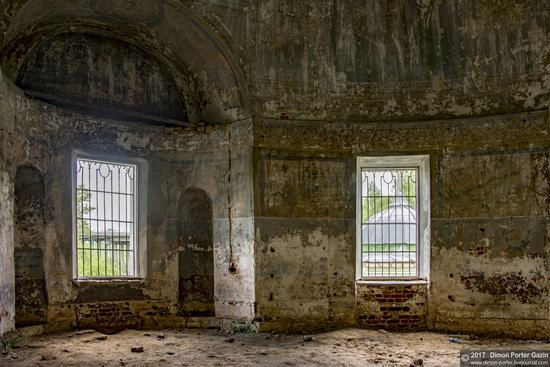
[144,304,171,317]
[74,302,143,333]
[43,301,221,333]
[356,284,427,331]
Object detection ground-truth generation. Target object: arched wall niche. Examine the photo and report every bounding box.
[177,187,215,317]
[14,164,48,327]
[0,0,250,126]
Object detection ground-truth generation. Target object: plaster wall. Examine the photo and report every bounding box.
[0,71,18,334]
[14,165,48,326]
[253,112,550,338]
[0,69,256,334]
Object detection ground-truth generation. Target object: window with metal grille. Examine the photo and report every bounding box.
[356,156,430,281]
[74,157,138,278]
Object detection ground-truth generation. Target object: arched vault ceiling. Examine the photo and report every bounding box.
[0,0,250,125]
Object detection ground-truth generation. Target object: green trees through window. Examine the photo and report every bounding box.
[361,170,416,223]
[76,184,132,277]
[75,157,137,278]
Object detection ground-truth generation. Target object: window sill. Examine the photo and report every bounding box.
[73,278,145,284]
[356,279,429,286]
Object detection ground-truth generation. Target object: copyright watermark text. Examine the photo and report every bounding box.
[460,350,549,366]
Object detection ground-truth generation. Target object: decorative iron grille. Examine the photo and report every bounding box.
[75,158,137,278]
[361,168,418,278]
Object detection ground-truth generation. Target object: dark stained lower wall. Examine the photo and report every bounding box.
[1,62,549,339]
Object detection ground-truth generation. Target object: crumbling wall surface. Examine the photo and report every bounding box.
[253,110,550,338]
[14,165,48,326]
[0,73,255,333]
[253,152,356,332]
[430,150,550,339]
[0,0,251,126]
[0,0,256,333]
[17,32,188,124]
[356,285,427,331]
[3,1,549,123]
[0,71,18,335]
[41,115,252,332]
[177,187,215,316]
[0,0,25,45]
[252,0,550,121]
[1,0,549,339]
[215,120,256,328]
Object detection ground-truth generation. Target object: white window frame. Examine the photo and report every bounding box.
[71,150,148,281]
[356,155,430,283]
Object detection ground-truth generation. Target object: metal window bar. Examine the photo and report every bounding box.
[361,168,418,278]
[75,158,137,278]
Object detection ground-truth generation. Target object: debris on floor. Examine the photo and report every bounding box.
[1,328,548,366]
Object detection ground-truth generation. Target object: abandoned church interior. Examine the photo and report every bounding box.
[0,0,549,365]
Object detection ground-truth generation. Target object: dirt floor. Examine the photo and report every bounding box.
[1,328,548,366]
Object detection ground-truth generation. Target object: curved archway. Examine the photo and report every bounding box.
[0,0,250,125]
[177,187,214,316]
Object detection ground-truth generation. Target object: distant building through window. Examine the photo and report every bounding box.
[74,157,138,278]
[357,156,430,281]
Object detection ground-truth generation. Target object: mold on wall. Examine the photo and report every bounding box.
[0,169,15,335]
[0,0,251,126]
[0,69,19,335]
[253,0,550,121]
[177,188,215,316]
[14,165,48,326]
[17,33,188,125]
[428,149,550,338]
[254,152,356,332]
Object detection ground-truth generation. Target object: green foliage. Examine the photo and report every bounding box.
[361,170,417,223]
[76,185,129,277]
[361,182,391,222]
[363,243,416,252]
[363,263,417,277]
[77,241,129,277]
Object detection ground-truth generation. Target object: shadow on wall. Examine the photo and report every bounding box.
[177,188,215,317]
[14,165,48,327]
